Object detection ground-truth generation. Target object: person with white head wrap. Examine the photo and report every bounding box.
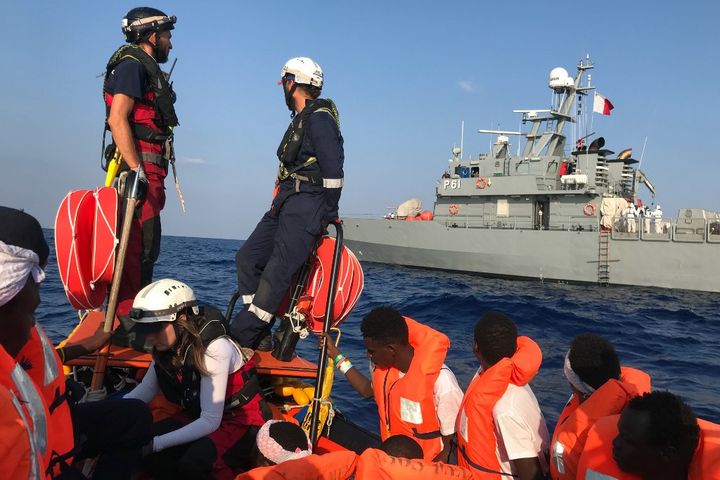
[0,240,46,307]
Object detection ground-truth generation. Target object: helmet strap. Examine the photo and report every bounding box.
[172,321,183,348]
[282,78,297,117]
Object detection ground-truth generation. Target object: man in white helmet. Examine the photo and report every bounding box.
[232,57,345,350]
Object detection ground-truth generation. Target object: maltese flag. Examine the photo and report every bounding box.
[593,93,614,115]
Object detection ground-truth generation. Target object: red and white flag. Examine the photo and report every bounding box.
[593,93,614,115]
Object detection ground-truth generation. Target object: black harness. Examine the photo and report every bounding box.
[103,44,178,144]
[154,307,262,418]
[276,98,339,185]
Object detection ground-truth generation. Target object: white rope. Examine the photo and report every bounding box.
[89,188,119,288]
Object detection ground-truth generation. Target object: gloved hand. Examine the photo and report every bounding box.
[125,166,148,202]
[132,164,148,183]
[141,439,155,457]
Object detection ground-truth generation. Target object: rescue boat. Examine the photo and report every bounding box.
[57,213,378,476]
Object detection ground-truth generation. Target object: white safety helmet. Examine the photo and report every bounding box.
[280,57,324,88]
[129,278,200,329]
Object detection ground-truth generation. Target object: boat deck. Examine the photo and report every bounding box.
[64,311,319,378]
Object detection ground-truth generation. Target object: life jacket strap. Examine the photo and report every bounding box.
[411,427,442,440]
[48,386,69,415]
[224,367,261,412]
[459,444,518,478]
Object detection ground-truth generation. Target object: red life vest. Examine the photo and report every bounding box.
[154,314,266,425]
[355,448,474,480]
[0,345,47,479]
[103,44,178,164]
[235,450,359,480]
[455,336,543,479]
[577,415,720,480]
[549,366,651,480]
[104,86,164,158]
[16,325,74,477]
[372,317,450,461]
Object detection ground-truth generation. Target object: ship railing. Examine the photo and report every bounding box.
[609,216,720,244]
[442,215,598,232]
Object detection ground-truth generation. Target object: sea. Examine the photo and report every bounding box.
[38,231,720,433]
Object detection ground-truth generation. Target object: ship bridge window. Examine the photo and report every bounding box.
[454,166,471,178]
[496,199,509,218]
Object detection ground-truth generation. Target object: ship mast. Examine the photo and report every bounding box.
[519,56,594,159]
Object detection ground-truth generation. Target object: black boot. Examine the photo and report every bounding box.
[230,309,274,349]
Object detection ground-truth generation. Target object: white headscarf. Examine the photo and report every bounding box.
[563,350,596,396]
[0,240,45,307]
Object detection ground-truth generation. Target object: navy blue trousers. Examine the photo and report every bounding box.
[232,192,325,347]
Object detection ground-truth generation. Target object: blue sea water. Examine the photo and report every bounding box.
[38,231,720,433]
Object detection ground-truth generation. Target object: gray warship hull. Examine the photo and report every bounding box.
[343,218,720,293]
[342,58,719,294]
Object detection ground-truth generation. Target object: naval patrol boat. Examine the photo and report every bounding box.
[343,57,720,293]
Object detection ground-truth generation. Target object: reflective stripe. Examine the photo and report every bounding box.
[552,440,566,474]
[249,304,274,323]
[36,326,59,387]
[8,390,42,479]
[585,470,619,480]
[322,178,343,188]
[10,363,47,456]
[241,294,255,305]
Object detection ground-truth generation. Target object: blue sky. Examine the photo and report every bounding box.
[1,1,718,239]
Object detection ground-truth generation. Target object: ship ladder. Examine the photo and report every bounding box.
[597,231,611,286]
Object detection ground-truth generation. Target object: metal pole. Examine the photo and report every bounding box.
[90,172,141,392]
[309,221,343,445]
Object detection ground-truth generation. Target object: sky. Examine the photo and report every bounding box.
[1,1,718,239]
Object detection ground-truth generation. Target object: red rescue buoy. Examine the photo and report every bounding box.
[55,187,118,309]
[277,238,364,333]
[419,210,434,221]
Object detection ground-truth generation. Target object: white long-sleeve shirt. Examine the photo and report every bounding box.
[124,337,244,452]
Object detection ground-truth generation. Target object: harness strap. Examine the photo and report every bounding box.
[278,156,318,181]
[130,123,172,144]
[139,151,169,169]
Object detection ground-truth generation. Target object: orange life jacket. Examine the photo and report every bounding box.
[549,366,650,480]
[577,415,720,480]
[372,317,450,461]
[16,325,75,477]
[0,346,47,479]
[234,450,358,480]
[354,448,474,480]
[455,336,542,478]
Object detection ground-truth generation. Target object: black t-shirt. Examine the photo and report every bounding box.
[105,59,147,100]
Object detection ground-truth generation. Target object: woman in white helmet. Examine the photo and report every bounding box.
[232,56,345,351]
[124,278,268,480]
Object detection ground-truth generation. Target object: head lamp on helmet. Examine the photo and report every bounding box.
[129,279,199,332]
[122,7,176,44]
